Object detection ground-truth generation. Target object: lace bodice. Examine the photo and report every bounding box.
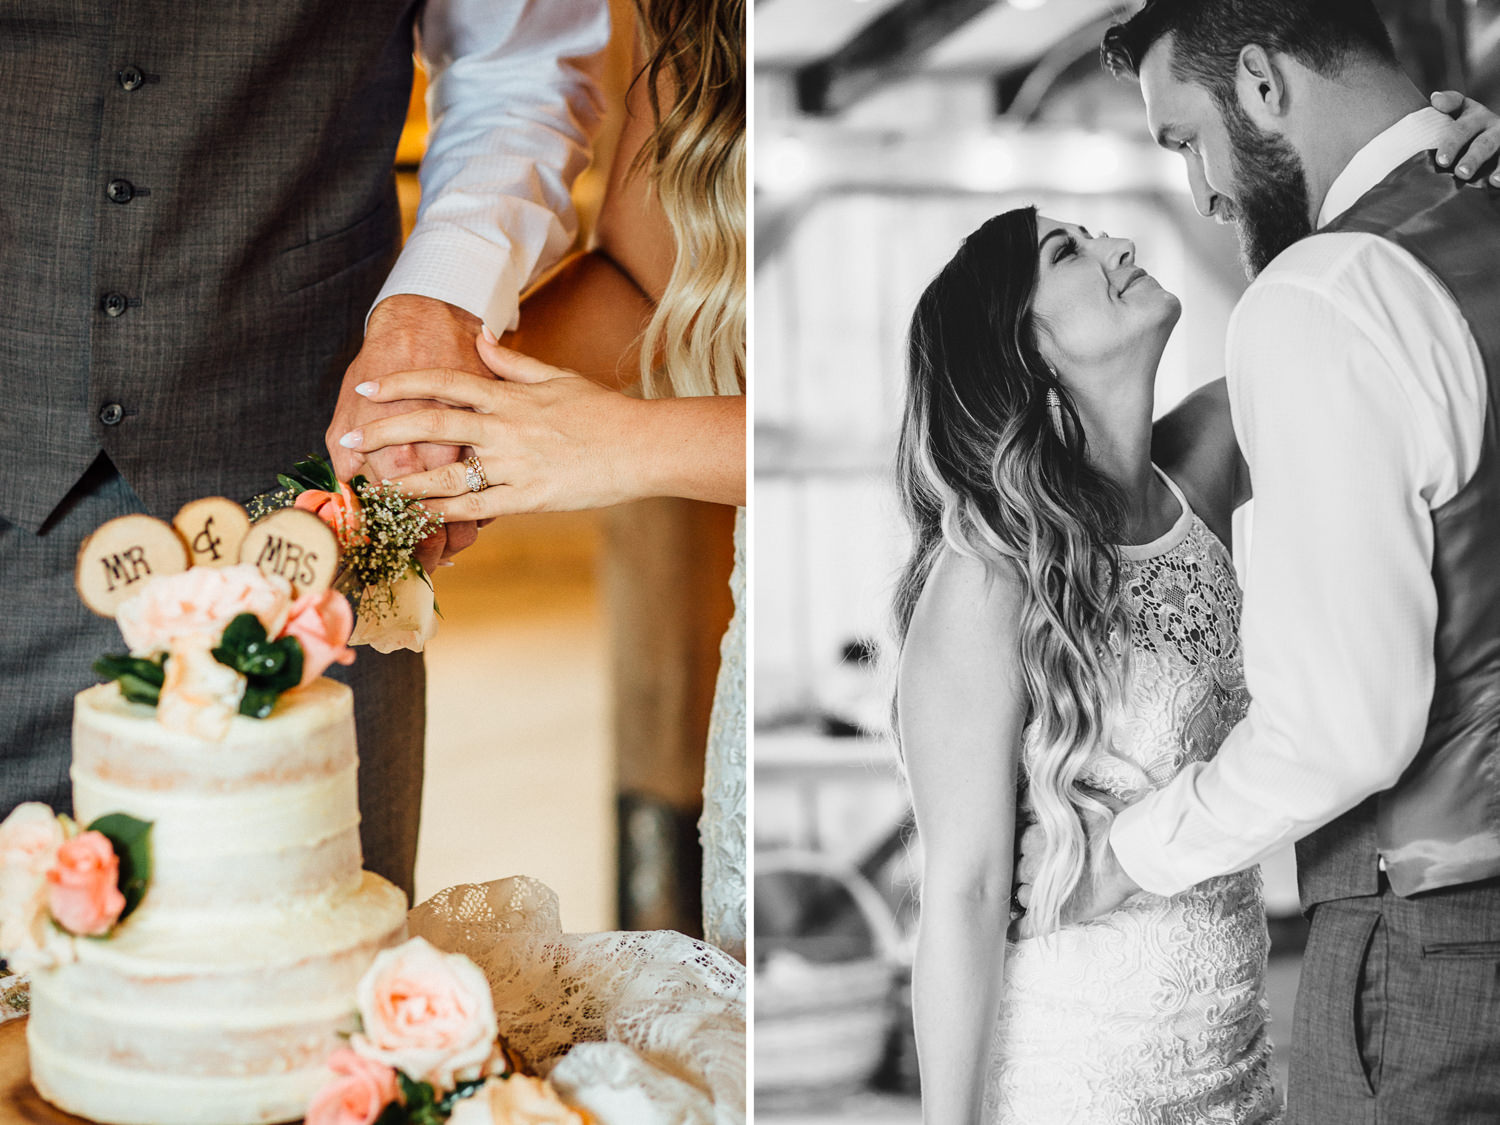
[986,471,1279,1124]
[1082,477,1250,799]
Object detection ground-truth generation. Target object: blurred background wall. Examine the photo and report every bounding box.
[751,1,1495,1118]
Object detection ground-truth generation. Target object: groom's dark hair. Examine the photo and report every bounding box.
[1103,0,1398,107]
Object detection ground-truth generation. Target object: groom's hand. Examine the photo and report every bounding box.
[1011,800,1142,939]
[327,294,486,571]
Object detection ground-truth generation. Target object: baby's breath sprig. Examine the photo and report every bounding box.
[343,480,445,620]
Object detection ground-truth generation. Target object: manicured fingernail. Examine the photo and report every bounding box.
[354,381,379,397]
[437,560,456,568]
[480,323,499,345]
[1437,152,1451,166]
[338,430,362,449]
[1458,165,1472,177]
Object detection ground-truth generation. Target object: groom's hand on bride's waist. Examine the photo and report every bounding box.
[326,294,489,570]
[1010,805,1143,939]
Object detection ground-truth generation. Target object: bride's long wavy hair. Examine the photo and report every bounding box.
[631,0,745,399]
[892,207,1131,937]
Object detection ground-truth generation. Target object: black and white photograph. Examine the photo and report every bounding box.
[754,1,1500,1123]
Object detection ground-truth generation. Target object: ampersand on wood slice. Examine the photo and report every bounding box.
[75,515,190,617]
[239,508,339,597]
[172,497,251,569]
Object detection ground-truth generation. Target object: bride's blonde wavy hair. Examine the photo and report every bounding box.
[631,0,745,399]
[892,208,1131,937]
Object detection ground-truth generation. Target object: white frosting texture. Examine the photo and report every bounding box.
[30,680,409,1125]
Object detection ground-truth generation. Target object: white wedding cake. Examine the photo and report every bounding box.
[25,678,408,1125]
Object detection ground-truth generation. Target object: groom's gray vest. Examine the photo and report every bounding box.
[0,0,416,533]
[1299,155,1500,907]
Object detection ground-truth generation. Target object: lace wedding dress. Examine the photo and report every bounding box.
[700,507,746,962]
[984,470,1280,1124]
[410,877,745,1125]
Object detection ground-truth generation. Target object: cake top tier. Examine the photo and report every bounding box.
[77,460,442,741]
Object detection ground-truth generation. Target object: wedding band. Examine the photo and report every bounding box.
[463,455,488,493]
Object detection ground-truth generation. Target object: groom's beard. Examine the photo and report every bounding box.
[1222,101,1313,278]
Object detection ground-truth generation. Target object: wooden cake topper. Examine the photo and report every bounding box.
[172,497,251,569]
[238,508,339,597]
[75,515,189,617]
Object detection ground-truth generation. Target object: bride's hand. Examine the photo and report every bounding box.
[336,346,652,518]
[1430,90,1500,184]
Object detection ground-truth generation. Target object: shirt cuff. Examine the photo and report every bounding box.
[1109,797,1194,897]
[371,224,528,335]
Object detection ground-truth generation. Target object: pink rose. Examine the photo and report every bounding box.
[447,1076,591,1125]
[306,1047,399,1125]
[279,590,356,685]
[157,640,247,741]
[350,937,499,1090]
[46,831,126,937]
[0,803,64,878]
[117,564,293,656]
[295,483,365,543]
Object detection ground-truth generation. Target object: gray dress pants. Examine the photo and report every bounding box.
[1288,875,1500,1124]
[0,456,423,899]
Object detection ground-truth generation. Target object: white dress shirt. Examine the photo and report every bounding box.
[1110,108,1489,895]
[372,0,611,332]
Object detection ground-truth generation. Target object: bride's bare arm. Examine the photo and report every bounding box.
[1151,378,1248,548]
[899,549,1026,1125]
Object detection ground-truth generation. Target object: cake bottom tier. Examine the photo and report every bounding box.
[27,872,408,1125]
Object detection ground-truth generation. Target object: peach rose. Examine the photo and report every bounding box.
[350,937,499,1090]
[157,640,247,741]
[347,574,438,654]
[0,803,64,878]
[279,590,356,686]
[46,830,125,936]
[0,804,73,971]
[306,1047,399,1125]
[447,1076,590,1125]
[117,564,293,656]
[0,878,75,974]
[295,482,364,543]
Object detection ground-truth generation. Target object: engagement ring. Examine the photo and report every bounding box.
[464,455,488,493]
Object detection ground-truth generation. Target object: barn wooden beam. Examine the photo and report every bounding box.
[794,0,995,115]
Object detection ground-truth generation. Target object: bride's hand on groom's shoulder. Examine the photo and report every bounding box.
[326,294,489,570]
[337,333,653,517]
[1430,90,1500,185]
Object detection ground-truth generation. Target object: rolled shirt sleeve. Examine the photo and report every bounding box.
[1110,232,1484,896]
[374,0,611,332]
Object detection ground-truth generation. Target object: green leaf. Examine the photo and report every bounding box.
[116,673,163,706]
[87,813,152,923]
[238,686,280,719]
[438,1079,487,1113]
[396,1074,440,1124]
[213,614,305,719]
[93,654,166,707]
[372,1103,410,1125]
[217,612,269,655]
[291,454,340,493]
[276,473,307,495]
[352,473,370,491]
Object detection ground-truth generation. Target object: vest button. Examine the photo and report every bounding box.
[118,67,145,92]
[106,179,135,204]
[99,403,125,426]
[102,293,128,317]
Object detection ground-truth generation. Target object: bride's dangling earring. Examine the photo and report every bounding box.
[1047,387,1065,439]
